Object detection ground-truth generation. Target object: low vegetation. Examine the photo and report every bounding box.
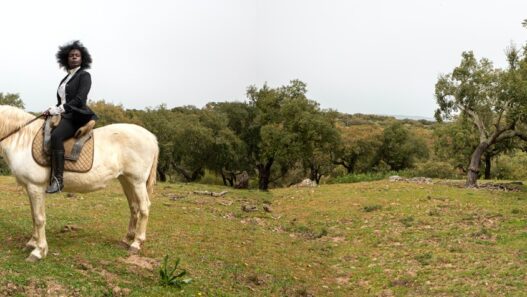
[0,176,525,296]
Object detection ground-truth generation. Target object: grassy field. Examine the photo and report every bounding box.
[0,176,525,296]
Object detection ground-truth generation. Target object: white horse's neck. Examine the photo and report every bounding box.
[0,105,39,154]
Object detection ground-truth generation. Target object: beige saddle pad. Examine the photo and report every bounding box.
[32,126,95,173]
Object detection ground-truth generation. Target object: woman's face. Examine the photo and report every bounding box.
[68,49,82,69]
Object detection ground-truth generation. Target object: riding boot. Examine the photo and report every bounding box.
[46,149,65,193]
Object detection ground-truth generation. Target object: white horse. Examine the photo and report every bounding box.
[0,105,159,261]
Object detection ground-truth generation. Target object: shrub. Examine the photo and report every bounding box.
[159,255,192,288]
[492,151,527,180]
[0,158,10,176]
[327,172,397,184]
[406,161,460,179]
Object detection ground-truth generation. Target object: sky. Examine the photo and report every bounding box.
[0,0,526,118]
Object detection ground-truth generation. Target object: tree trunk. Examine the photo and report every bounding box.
[221,169,237,187]
[189,168,203,182]
[257,158,274,191]
[173,163,203,182]
[466,142,488,187]
[220,171,228,186]
[484,153,491,180]
[333,158,355,174]
[309,165,323,184]
[157,168,167,182]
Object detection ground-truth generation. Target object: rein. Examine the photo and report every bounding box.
[0,114,46,143]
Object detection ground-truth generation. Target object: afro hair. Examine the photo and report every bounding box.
[56,40,92,69]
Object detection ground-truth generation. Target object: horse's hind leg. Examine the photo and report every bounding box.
[127,181,151,254]
[25,184,48,262]
[118,176,140,247]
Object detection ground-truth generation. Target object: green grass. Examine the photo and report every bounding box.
[328,172,396,184]
[0,176,525,296]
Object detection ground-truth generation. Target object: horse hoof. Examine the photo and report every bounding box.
[128,246,140,255]
[25,254,41,263]
[119,240,131,249]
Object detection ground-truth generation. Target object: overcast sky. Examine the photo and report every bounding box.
[0,0,526,117]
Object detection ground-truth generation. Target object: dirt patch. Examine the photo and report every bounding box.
[98,269,121,286]
[245,273,272,287]
[240,217,266,226]
[335,276,350,285]
[1,278,76,297]
[121,255,159,271]
[73,257,131,289]
[222,212,235,220]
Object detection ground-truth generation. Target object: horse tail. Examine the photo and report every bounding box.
[146,144,159,196]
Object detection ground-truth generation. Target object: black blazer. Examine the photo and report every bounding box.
[56,68,98,122]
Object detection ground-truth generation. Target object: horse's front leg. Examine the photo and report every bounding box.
[24,195,38,251]
[25,184,48,262]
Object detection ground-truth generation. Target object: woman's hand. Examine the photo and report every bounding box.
[46,106,64,116]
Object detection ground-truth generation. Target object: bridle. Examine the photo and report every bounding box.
[0,114,46,143]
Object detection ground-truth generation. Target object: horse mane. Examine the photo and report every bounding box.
[0,105,44,149]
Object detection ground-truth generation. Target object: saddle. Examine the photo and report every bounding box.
[32,116,96,173]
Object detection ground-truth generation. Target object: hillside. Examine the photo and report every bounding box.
[0,176,525,296]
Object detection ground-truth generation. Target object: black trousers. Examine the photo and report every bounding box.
[50,115,86,151]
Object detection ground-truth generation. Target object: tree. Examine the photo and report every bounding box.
[0,93,25,175]
[205,102,252,186]
[435,47,527,187]
[0,93,24,109]
[296,110,340,184]
[246,80,332,190]
[169,114,212,182]
[373,122,429,171]
[333,124,384,173]
[199,105,247,185]
[140,105,177,182]
[89,100,141,126]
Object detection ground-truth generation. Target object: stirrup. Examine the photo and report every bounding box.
[46,176,63,194]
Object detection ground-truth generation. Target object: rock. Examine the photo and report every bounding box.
[218,199,233,206]
[263,204,273,213]
[292,179,317,188]
[168,194,186,200]
[193,190,228,197]
[234,171,250,189]
[60,225,82,233]
[408,177,433,184]
[389,176,432,184]
[389,176,405,182]
[242,205,258,212]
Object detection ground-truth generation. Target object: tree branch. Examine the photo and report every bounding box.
[495,129,527,143]
[465,108,488,142]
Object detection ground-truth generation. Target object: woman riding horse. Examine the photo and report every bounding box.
[44,40,98,193]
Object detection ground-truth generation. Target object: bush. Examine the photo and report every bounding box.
[159,255,192,288]
[492,151,527,180]
[327,171,397,184]
[0,158,10,176]
[405,161,460,179]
